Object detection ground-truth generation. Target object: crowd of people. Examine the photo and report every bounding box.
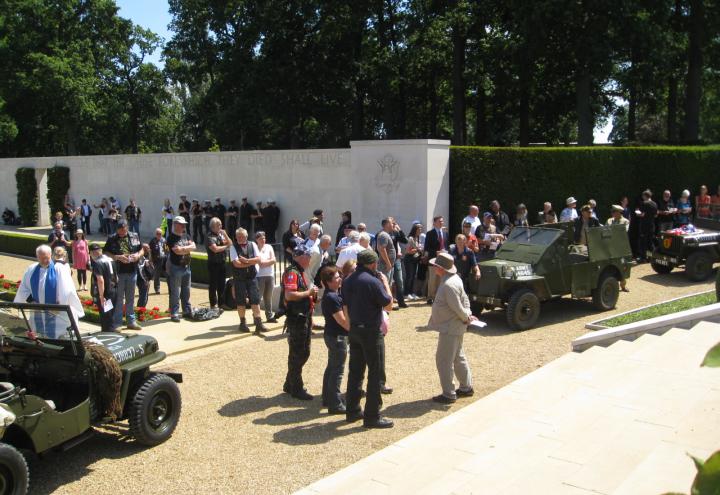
[9,182,719,429]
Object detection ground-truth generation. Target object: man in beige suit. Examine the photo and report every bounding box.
[428,253,476,404]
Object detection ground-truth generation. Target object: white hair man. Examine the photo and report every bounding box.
[14,244,84,337]
[304,223,322,250]
[336,231,365,268]
[308,234,332,283]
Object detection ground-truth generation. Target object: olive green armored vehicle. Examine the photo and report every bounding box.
[0,302,182,495]
[467,224,633,330]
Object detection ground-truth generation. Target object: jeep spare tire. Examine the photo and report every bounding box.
[685,251,714,282]
[129,374,181,446]
[0,443,28,495]
[592,272,619,311]
[506,289,540,331]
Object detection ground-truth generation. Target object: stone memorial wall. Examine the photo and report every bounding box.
[0,139,449,238]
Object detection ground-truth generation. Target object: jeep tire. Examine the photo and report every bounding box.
[650,261,673,274]
[129,374,181,446]
[685,251,714,282]
[506,289,540,331]
[0,443,28,495]
[592,272,620,311]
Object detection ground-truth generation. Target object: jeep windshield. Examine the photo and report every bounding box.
[0,304,77,341]
[506,227,561,246]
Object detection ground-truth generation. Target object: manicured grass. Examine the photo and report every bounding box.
[602,291,718,327]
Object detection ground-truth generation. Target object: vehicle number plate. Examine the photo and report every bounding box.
[654,258,669,266]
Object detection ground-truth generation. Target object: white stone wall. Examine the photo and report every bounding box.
[0,140,450,240]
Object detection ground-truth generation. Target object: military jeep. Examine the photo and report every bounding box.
[648,217,720,281]
[467,224,633,331]
[0,302,182,494]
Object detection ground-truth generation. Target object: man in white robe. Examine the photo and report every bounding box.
[14,245,84,338]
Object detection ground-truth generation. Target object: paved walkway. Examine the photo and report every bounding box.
[296,322,720,495]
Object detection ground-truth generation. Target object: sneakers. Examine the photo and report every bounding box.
[170,315,181,323]
[126,322,142,330]
[363,417,394,429]
[238,319,251,333]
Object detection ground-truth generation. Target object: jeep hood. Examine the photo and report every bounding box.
[82,333,159,365]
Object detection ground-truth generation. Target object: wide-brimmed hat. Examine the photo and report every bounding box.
[611,204,624,213]
[173,215,188,225]
[566,197,577,206]
[429,252,457,274]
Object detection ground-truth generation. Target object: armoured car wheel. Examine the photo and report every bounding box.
[506,289,540,331]
[650,261,673,274]
[129,374,181,446]
[0,443,28,495]
[685,251,714,282]
[592,273,619,311]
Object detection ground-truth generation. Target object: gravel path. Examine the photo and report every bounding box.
[0,253,714,495]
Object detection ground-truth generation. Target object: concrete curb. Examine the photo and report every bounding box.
[572,301,720,352]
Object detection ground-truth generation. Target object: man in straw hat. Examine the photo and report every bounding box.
[428,252,477,404]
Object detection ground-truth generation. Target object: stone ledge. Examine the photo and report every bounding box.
[572,302,720,352]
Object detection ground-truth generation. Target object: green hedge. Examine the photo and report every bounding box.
[15,168,37,227]
[450,146,720,234]
[47,166,70,217]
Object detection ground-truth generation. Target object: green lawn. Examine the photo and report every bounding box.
[601,291,718,328]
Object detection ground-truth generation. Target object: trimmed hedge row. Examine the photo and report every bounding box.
[47,166,70,217]
[0,231,213,285]
[15,168,37,227]
[449,146,720,235]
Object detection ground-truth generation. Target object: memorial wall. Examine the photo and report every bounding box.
[0,140,450,238]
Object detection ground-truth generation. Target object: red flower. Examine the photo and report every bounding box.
[2,283,9,289]
[153,315,160,320]
[137,307,147,313]
[0,274,4,279]
[152,306,160,312]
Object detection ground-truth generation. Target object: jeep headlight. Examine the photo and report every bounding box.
[502,264,533,279]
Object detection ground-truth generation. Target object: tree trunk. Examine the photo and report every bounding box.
[576,71,594,145]
[475,80,487,145]
[682,0,704,143]
[429,71,439,137]
[452,24,466,145]
[518,50,530,147]
[628,84,636,142]
[667,76,678,143]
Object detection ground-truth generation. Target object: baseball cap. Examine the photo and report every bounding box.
[173,216,188,225]
[116,219,128,228]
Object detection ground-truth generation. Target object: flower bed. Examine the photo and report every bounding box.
[0,274,170,324]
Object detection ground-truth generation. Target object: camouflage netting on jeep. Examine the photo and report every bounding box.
[82,341,122,420]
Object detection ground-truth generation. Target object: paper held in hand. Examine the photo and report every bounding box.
[103,299,114,312]
[469,319,487,329]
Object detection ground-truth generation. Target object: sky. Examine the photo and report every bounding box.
[114,0,613,143]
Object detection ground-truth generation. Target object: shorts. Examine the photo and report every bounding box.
[233,277,260,306]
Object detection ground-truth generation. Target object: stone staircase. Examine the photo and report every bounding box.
[296,322,720,495]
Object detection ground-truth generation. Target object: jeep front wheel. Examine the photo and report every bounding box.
[592,273,619,311]
[685,251,714,282]
[650,261,673,274]
[129,374,181,446]
[0,443,28,495]
[506,289,540,331]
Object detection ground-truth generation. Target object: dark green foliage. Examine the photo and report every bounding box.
[449,146,720,233]
[14,168,37,227]
[47,166,70,217]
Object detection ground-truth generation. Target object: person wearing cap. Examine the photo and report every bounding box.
[607,205,630,231]
[124,198,142,234]
[178,195,191,224]
[104,218,143,330]
[560,197,578,223]
[573,204,601,246]
[213,198,227,228]
[166,215,196,322]
[239,197,254,232]
[261,199,280,244]
[89,243,116,332]
[335,211,353,248]
[226,199,239,239]
[230,227,267,333]
[71,228,90,291]
[636,189,658,262]
[282,242,318,400]
[428,253,476,404]
[342,249,394,428]
[191,199,204,244]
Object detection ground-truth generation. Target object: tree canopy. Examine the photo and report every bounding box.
[0,0,718,156]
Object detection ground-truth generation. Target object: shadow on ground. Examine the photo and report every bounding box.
[639,270,715,288]
[28,428,144,495]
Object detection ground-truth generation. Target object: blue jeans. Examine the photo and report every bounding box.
[128,219,140,234]
[114,272,137,327]
[137,276,149,308]
[322,333,348,410]
[167,262,192,317]
[393,257,404,304]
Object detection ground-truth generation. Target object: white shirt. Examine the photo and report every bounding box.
[305,237,320,250]
[462,215,482,233]
[335,242,365,268]
[307,242,323,281]
[256,243,275,278]
[560,207,578,222]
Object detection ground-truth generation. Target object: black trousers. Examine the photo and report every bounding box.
[99,304,115,332]
[284,315,311,393]
[346,326,384,422]
[193,217,204,244]
[207,262,226,307]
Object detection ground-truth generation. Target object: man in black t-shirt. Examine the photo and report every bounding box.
[226,200,239,237]
[124,198,142,234]
[262,199,280,243]
[213,198,227,228]
[636,189,658,262]
[90,243,117,332]
[178,195,191,224]
[167,216,196,322]
[104,219,142,330]
[239,197,253,231]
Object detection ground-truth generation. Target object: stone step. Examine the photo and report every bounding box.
[664,321,720,349]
